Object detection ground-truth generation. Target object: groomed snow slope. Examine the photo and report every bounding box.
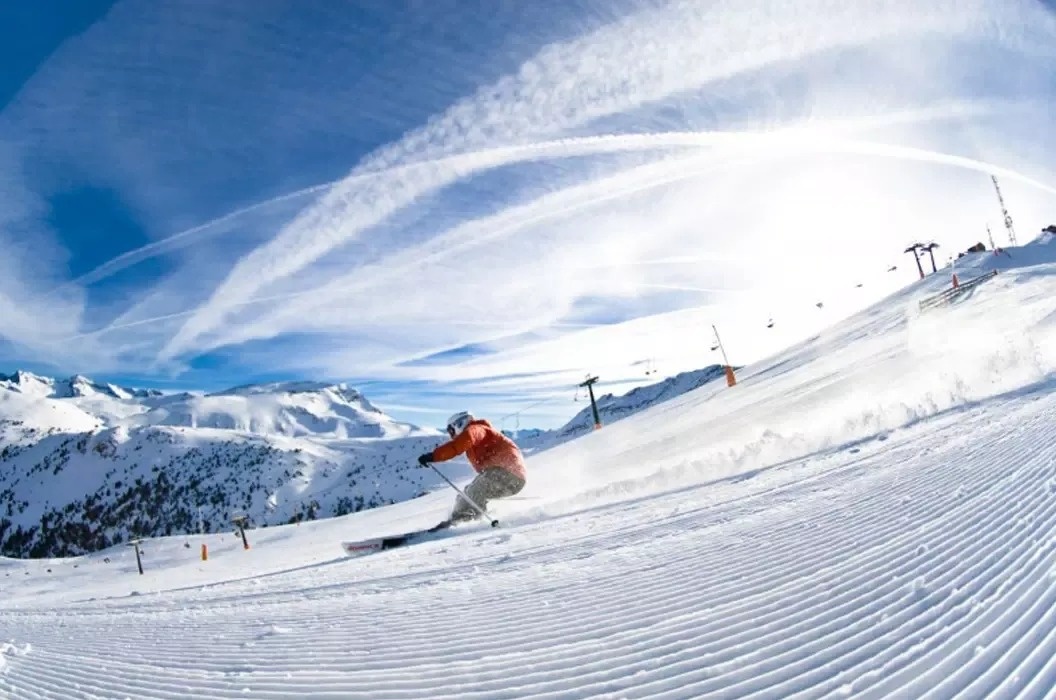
[5,242,1056,698]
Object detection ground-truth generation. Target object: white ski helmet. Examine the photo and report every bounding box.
[445,410,474,437]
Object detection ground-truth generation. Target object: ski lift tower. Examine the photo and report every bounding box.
[904,243,926,280]
[712,325,737,387]
[231,513,251,550]
[992,175,1018,246]
[127,538,145,575]
[577,375,602,430]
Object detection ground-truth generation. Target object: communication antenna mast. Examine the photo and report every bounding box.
[991,175,1018,246]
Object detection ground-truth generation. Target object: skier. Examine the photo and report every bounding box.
[418,411,526,527]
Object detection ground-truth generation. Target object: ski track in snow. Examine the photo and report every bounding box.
[4,389,1056,699]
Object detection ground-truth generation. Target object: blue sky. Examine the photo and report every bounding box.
[1,0,1056,430]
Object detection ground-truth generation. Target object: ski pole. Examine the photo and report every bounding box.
[429,464,499,527]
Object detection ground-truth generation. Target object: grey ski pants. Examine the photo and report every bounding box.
[451,467,525,521]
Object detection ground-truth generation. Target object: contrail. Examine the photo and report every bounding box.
[177,130,1056,356]
[79,130,1056,349]
[68,99,1002,294]
[161,0,1029,358]
[62,182,336,290]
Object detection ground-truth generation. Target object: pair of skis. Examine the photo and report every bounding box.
[340,519,455,556]
[340,463,498,557]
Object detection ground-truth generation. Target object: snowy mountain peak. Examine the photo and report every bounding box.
[8,370,48,384]
[211,381,380,412]
[0,371,407,439]
[65,374,112,398]
[0,370,162,400]
[154,380,399,438]
[0,370,56,397]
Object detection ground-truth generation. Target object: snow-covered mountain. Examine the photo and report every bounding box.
[0,367,724,558]
[0,422,447,558]
[138,381,411,438]
[0,377,456,557]
[0,370,162,400]
[0,388,103,445]
[2,373,414,440]
[513,365,729,452]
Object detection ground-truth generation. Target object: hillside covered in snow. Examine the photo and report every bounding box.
[6,234,1056,697]
[0,377,455,557]
[513,365,729,452]
[0,372,412,439]
[0,364,719,558]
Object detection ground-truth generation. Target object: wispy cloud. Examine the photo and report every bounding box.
[1,0,1055,427]
[160,0,1055,355]
[0,143,89,361]
[152,130,1056,371]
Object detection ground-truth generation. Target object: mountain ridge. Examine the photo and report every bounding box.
[512,365,729,452]
[0,366,727,557]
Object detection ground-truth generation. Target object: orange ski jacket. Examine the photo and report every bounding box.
[430,419,526,481]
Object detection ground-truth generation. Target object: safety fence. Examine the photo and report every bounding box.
[918,269,998,312]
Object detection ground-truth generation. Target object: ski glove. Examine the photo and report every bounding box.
[417,452,433,467]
